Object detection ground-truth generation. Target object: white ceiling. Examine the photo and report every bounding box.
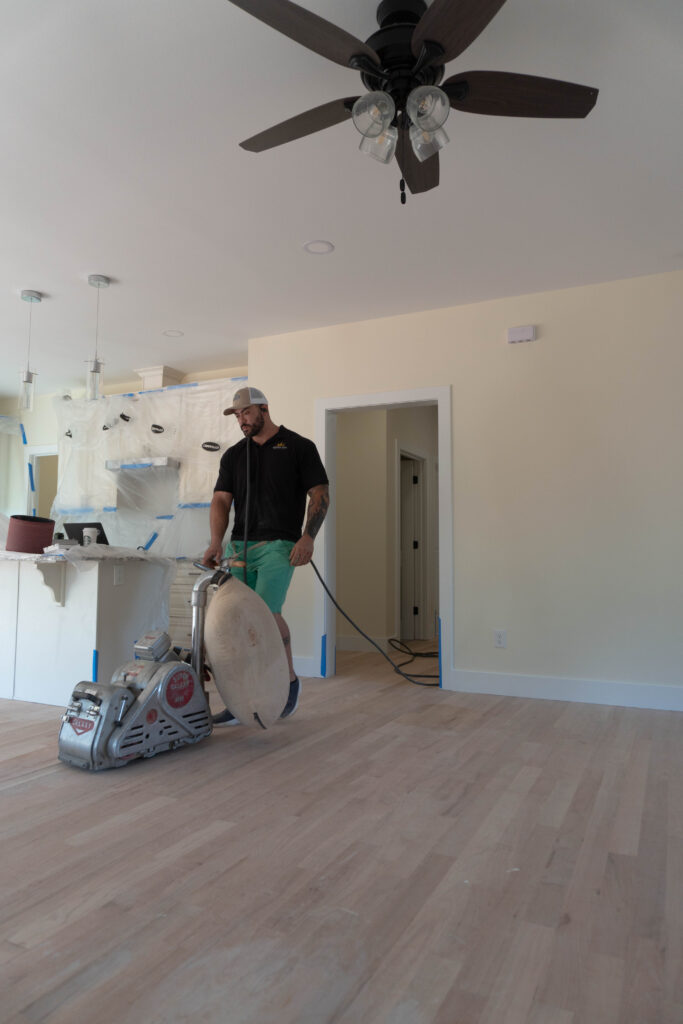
[1,0,681,399]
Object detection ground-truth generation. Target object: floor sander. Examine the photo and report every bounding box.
[58,562,289,770]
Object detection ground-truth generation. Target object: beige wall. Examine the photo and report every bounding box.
[335,408,389,643]
[249,269,683,698]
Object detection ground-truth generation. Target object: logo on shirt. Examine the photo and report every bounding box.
[273,441,288,449]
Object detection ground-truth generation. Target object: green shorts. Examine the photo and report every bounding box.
[226,539,295,615]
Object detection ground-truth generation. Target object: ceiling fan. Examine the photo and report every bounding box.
[228,0,598,199]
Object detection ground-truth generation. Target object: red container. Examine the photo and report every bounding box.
[6,515,55,554]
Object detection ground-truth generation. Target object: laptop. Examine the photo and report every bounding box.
[64,522,109,545]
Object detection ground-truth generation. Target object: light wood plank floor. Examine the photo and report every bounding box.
[2,651,683,1024]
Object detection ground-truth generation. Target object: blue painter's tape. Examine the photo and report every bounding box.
[32,507,36,517]
[28,463,35,491]
[103,506,117,512]
[156,514,174,520]
[54,507,96,515]
[120,462,154,469]
[166,382,198,389]
[320,634,327,677]
[438,616,443,688]
[92,649,99,683]
[143,532,158,550]
[177,502,211,509]
[19,423,27,444]
[138,388,165,395]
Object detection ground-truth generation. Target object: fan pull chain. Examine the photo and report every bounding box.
[399,178,406,205]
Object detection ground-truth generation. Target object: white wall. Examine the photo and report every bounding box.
[248,269,683,708]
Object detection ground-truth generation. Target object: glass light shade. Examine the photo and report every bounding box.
[359,125,398,164]
[18,369,36,412]
[352,92,396,138]
[86,358,104,401]
[406,86,450,132]
[409,123,449,163]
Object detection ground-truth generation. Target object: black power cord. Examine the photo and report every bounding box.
[310,560,440,687]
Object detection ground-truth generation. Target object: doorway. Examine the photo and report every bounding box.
[315,386,452,686]
[25,446,59,519]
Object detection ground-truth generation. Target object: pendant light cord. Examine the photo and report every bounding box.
[94,284,101,362]
[26,300,33,371]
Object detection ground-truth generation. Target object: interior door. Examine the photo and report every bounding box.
[400,455,422,640]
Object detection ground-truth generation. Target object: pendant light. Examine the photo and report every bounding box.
[352,91,398,164]
[406,85,450,163]
[86,274,110,400]
[18,289,42,412]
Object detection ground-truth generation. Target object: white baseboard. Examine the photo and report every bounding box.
[444,668,683,712]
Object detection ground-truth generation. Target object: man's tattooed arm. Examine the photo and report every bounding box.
[304,484,329,540]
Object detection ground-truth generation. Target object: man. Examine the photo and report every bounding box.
[202,385,329,724]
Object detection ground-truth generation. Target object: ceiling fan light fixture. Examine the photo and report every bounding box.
[359,124,398,164]
[352,91,396,138]
[409,123,449,163]
[406,85,450,133]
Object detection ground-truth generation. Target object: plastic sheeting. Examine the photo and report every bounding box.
[52,378,243,558]
[0,414,23,526]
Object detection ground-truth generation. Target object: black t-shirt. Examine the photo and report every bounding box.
[214,425,328,543]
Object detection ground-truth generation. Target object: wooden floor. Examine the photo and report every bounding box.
[2,651,683,1024]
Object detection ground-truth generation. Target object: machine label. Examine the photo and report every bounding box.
[166,670,194,709]
[146,709,158,724]
[70,717,95,735]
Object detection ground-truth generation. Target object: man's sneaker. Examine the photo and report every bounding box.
[280,677,301,719]
[212,707,239,726]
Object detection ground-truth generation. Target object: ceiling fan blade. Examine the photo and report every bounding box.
[240,97,359,152]
[396,128,439,194]
[226,0,380,69]
[411,0,509,64]
[443,72,599,117]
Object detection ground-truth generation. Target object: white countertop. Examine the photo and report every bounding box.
[0,544,175,565]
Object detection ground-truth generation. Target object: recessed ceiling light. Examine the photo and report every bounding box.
[303,239,335,255]
[163,329,184,337]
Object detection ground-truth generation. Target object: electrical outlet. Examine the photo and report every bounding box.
[494,629,507,649]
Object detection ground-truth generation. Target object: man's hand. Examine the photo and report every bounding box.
[290,535,314,567]
[201,541,224,568]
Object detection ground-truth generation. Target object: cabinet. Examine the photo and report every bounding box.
[0,552,172,707]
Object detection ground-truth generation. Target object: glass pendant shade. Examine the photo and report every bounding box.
[352,92,396,138]
[18,369,36,412]
[406,86,450,133]
[85,358,104,401]
[359,124,398,164]
[409,123,449,163]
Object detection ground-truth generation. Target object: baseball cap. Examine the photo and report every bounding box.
[223,386,268,415]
